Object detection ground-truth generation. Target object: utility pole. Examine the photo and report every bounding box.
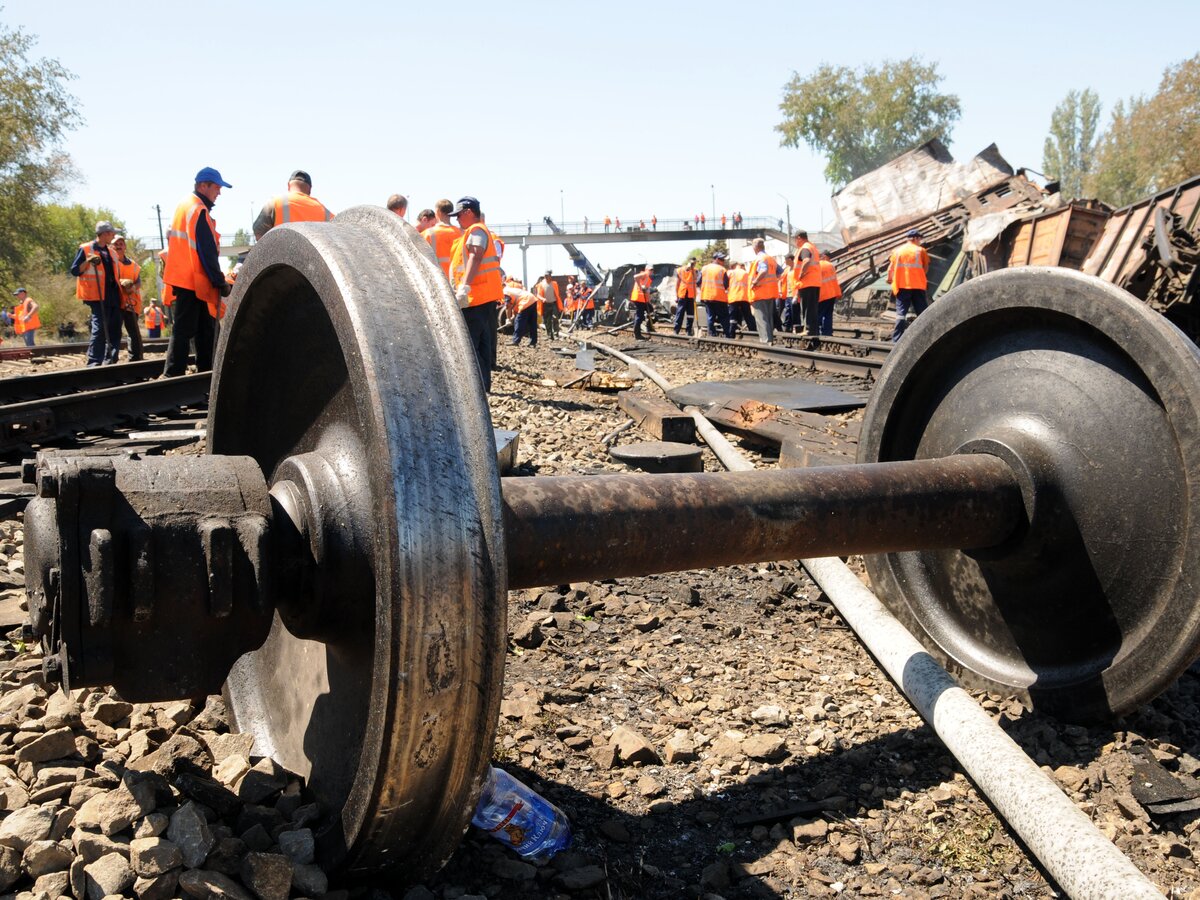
[154,205,165,250]
[560,190,564,229]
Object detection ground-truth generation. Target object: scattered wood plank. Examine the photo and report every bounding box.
[703,399,860,468]
[617,392,696,443]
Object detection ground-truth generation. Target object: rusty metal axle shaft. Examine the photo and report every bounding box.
[503,454,1024,589]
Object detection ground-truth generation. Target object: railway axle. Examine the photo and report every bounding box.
[17,208,1200,879]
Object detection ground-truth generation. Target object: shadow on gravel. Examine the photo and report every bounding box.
[430,724,974,899]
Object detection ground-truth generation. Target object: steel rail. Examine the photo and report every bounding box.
[0,373,210,453]
[0,338,168,362]
[644,330,885,377]
[0,358,179,403]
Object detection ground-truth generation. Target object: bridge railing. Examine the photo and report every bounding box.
[489,216,785,238]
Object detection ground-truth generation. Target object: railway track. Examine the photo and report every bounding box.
[645,329,888,378]
[1,358,175,403]
[0,337,168,363]
[0,372,210,454]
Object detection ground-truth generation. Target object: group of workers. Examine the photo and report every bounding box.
[58,165,929,390]
[62,166,509,391]
[68,224,166,364]
[669,228,928,345]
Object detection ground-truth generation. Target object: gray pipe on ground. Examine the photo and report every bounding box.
[585,337,1164,899]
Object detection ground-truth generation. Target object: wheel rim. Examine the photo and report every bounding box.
[207,207,506,874]
[859,267,1200,719]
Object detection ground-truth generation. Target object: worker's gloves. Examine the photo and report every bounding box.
[454,284,470,308]
[119,279,135,289]
[219,282,233,297]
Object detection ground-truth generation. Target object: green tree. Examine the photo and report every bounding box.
[686,240,728,265]
[776,57,961,187]
[0,17,80,283]
[1042,89,1101,200]
[38,203,124,273]
[1088,53,1200,206]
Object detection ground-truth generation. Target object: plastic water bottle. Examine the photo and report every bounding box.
[471,765,572,861]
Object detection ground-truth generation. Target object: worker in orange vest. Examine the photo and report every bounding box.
[728,260,755,337]
[511,284,540,347]
[651,215,657,231]
[604,215,612,233]
[111,235,144,361]
[163,167,233,376]
[11,289,39,347]
[699,253,731,337]
[887,229,930,342]
[145,302,164,338]
[792,230,823,336]
[747,238,778,344]
[673,258,698,335]
[537,272,562,340]
[448,196,504,391]
[817,257,843,336]
[578,283,595,329]
[778,253,795,332]
[253,170,333,240]
[69,220,124,366]
[424,199,463,278]
[629,264,654,340]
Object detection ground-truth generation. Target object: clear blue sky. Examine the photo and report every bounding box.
[7,0,1198,275]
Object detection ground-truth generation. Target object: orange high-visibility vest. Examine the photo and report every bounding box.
[699,263,728,302]
[145,307,163,329]
[794,241,822,289]
[726,268,748,303]
[785,265,798,297]
[630,273,652,305]
[535,280,561,315]
[75,242,116,302]
[888,241,929,293]
[425,222,464,278]
[19,298,40,332]
[818,259,842,301]
[749,253,780,301]
[164,195,224,319]
[675,266,697,299]
[272,191,333,227]
[117,258,143,314]
[449,223,503,306]
[580,288,594,310]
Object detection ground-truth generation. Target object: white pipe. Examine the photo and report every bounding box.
[587,336,1164,899]
[800,557,1162,900]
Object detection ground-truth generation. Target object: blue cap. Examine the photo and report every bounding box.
[906,228,921,239]
[195,167,232,188]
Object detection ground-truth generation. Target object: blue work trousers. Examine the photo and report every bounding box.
[704,301,730,338]
[819,300,835,336]
[632,301,650,339]
[512,307,538,346]
[892,289,928,342]
[463,301,499,392]
[85,300,122,366]
[674,297,695,335]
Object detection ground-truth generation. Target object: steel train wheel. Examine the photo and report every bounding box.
[206,208,507,875]
[859,268,1200,719]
